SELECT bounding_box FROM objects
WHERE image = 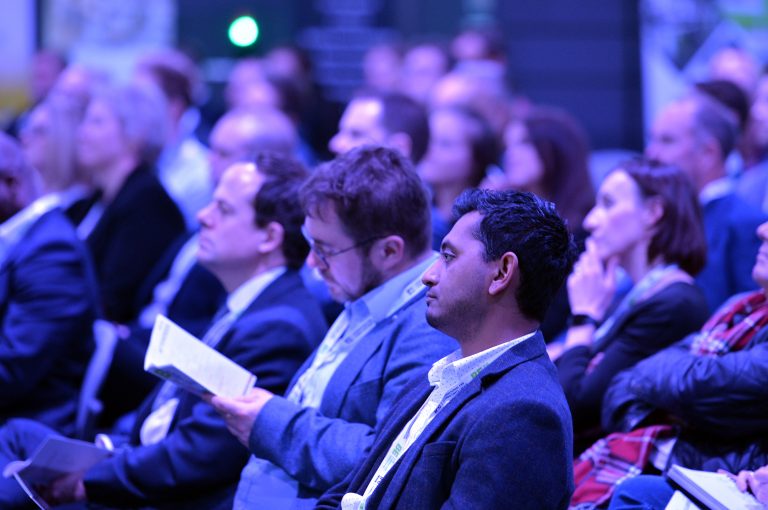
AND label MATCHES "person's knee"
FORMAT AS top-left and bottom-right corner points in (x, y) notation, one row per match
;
(609, 475), (675, 510)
